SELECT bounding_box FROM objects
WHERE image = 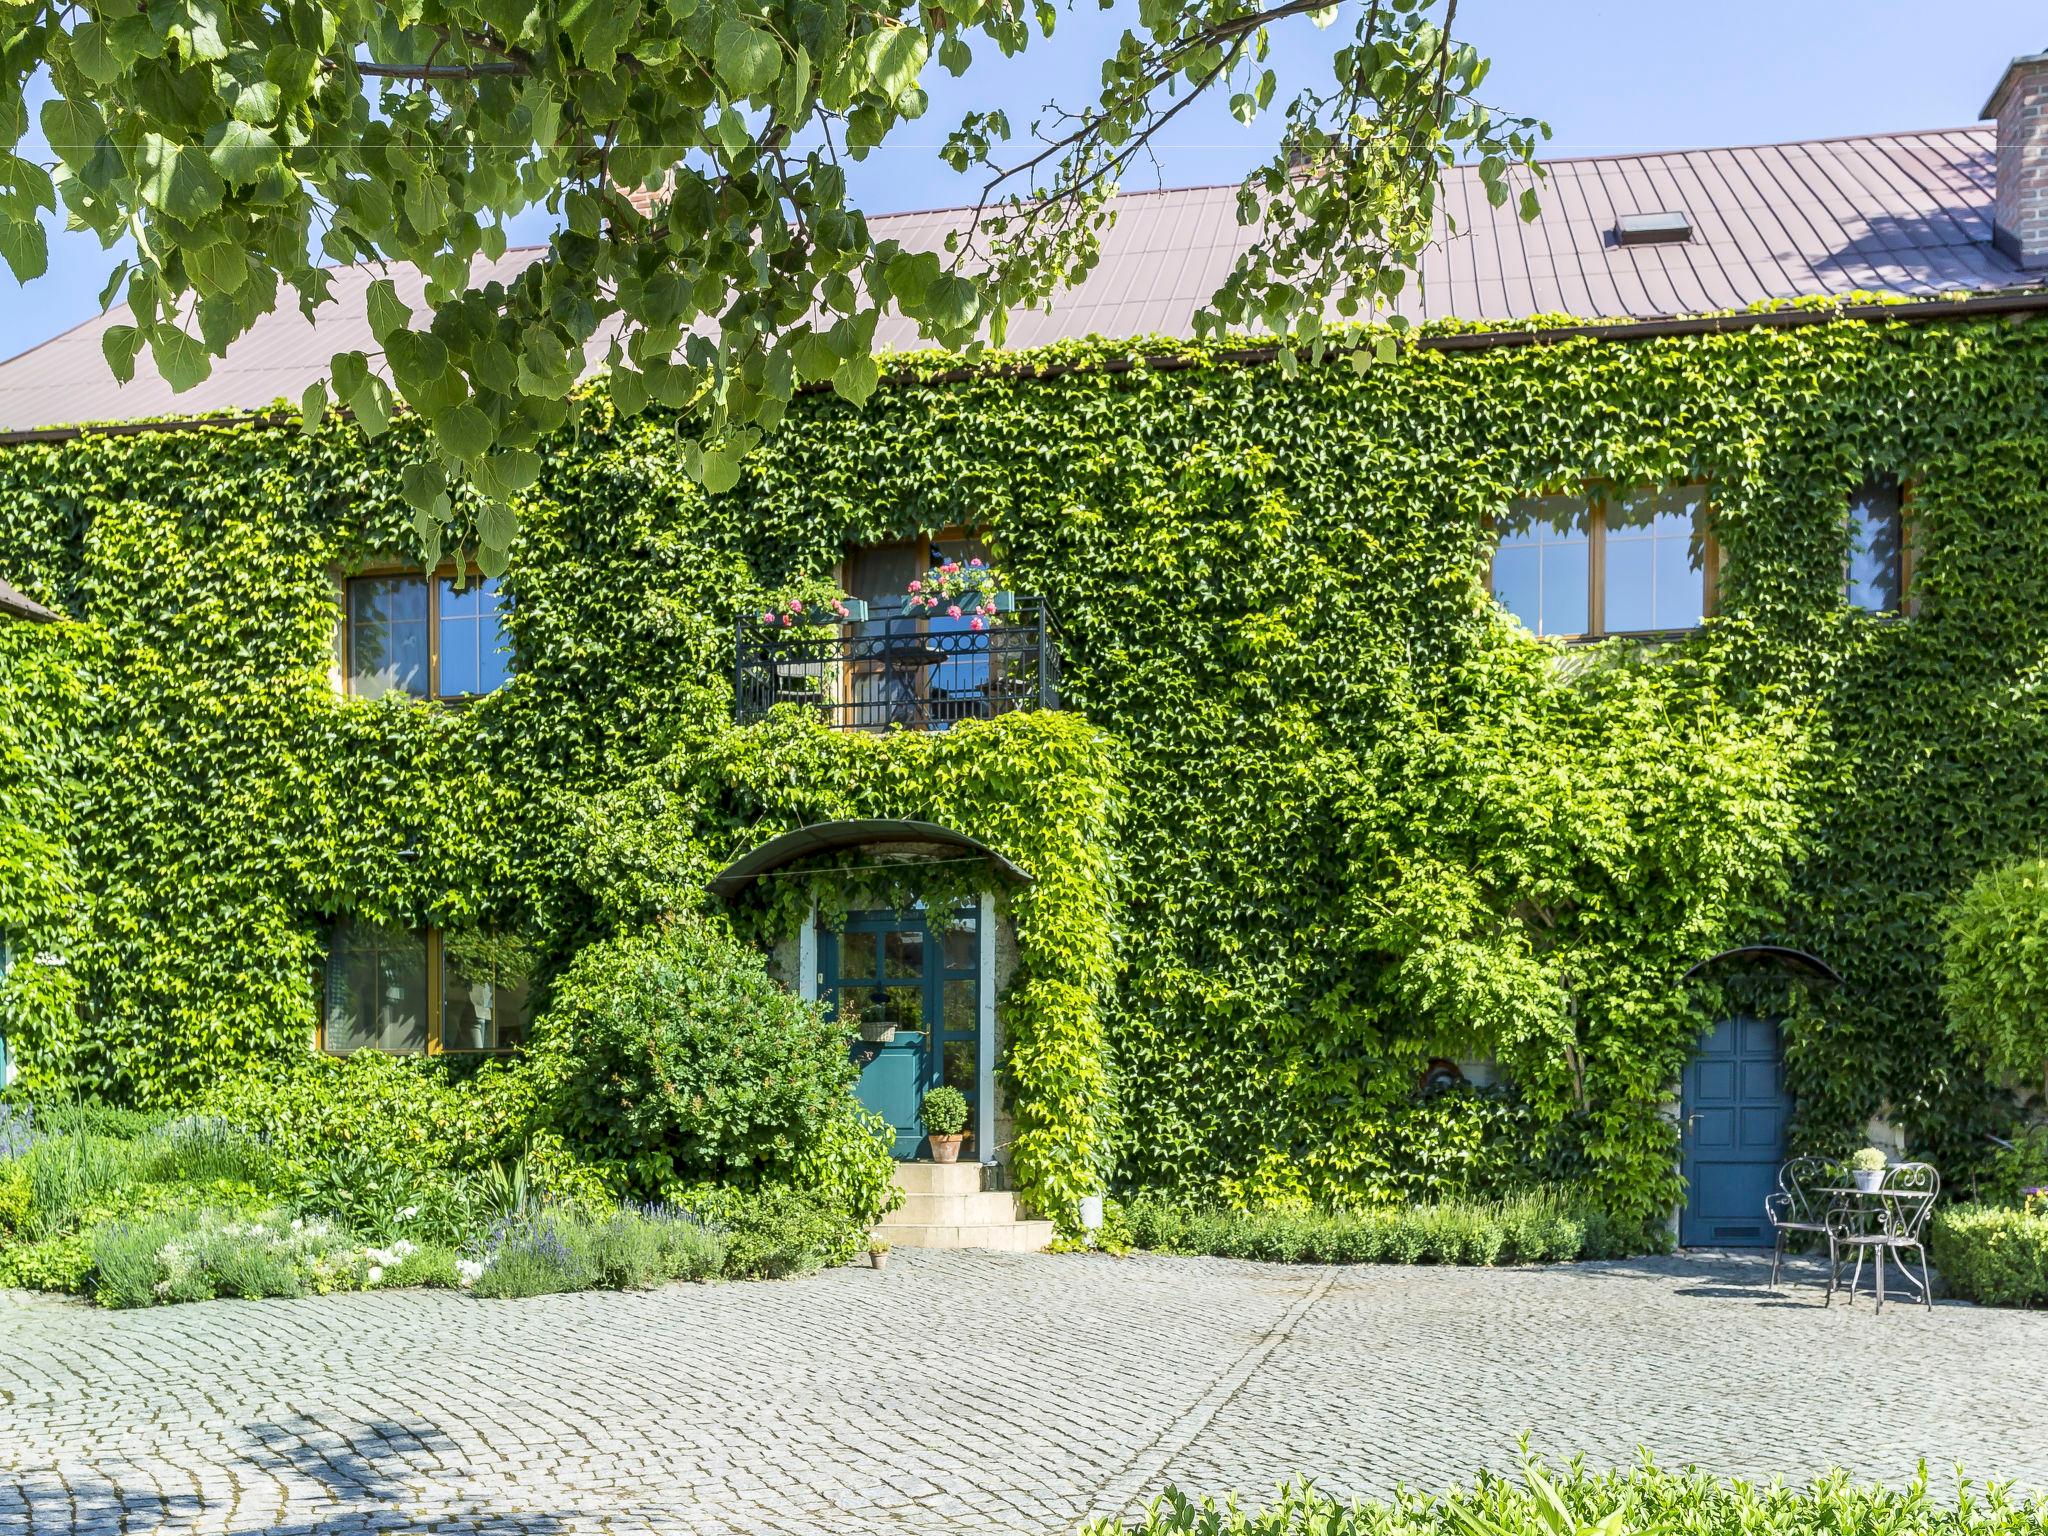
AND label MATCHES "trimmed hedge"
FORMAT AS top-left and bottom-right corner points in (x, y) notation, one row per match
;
(1120, 1189), (1651, 1267)
(1930, 1203), (2048, 1309)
